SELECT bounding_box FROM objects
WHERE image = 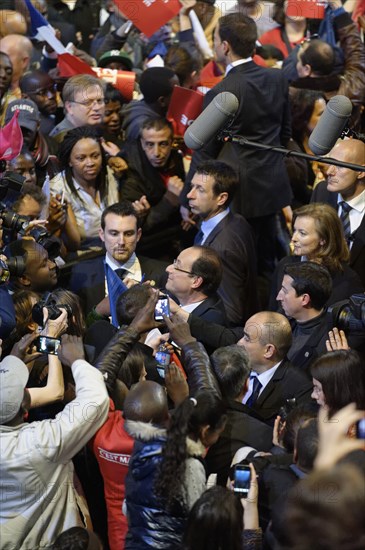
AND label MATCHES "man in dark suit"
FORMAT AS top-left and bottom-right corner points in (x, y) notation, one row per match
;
(206, 345), (273, 485)
(181, 13), (292, 277)
(238, 311), (313, 424)
(69, 201), (167, 316)
(165, 246), (227, 325)
(187, 159), (258, 326)
(311, 139), (365, 287)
